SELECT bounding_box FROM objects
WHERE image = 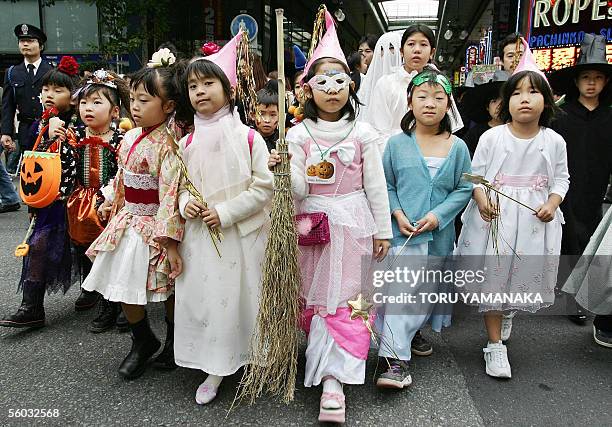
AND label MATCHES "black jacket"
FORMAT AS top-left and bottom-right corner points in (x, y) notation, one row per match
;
(1, 60), (53, 135)
(463, 122), (491, 158)
(551, 99), (612, 255)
